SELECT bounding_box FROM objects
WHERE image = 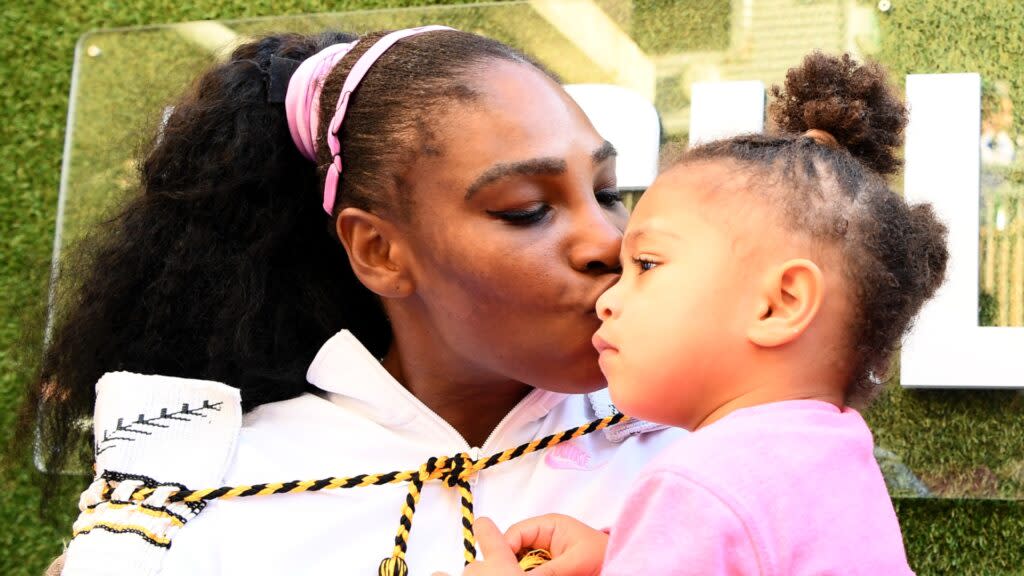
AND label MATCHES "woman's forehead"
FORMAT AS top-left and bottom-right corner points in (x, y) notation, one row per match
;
(432, 61), (606, 174)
